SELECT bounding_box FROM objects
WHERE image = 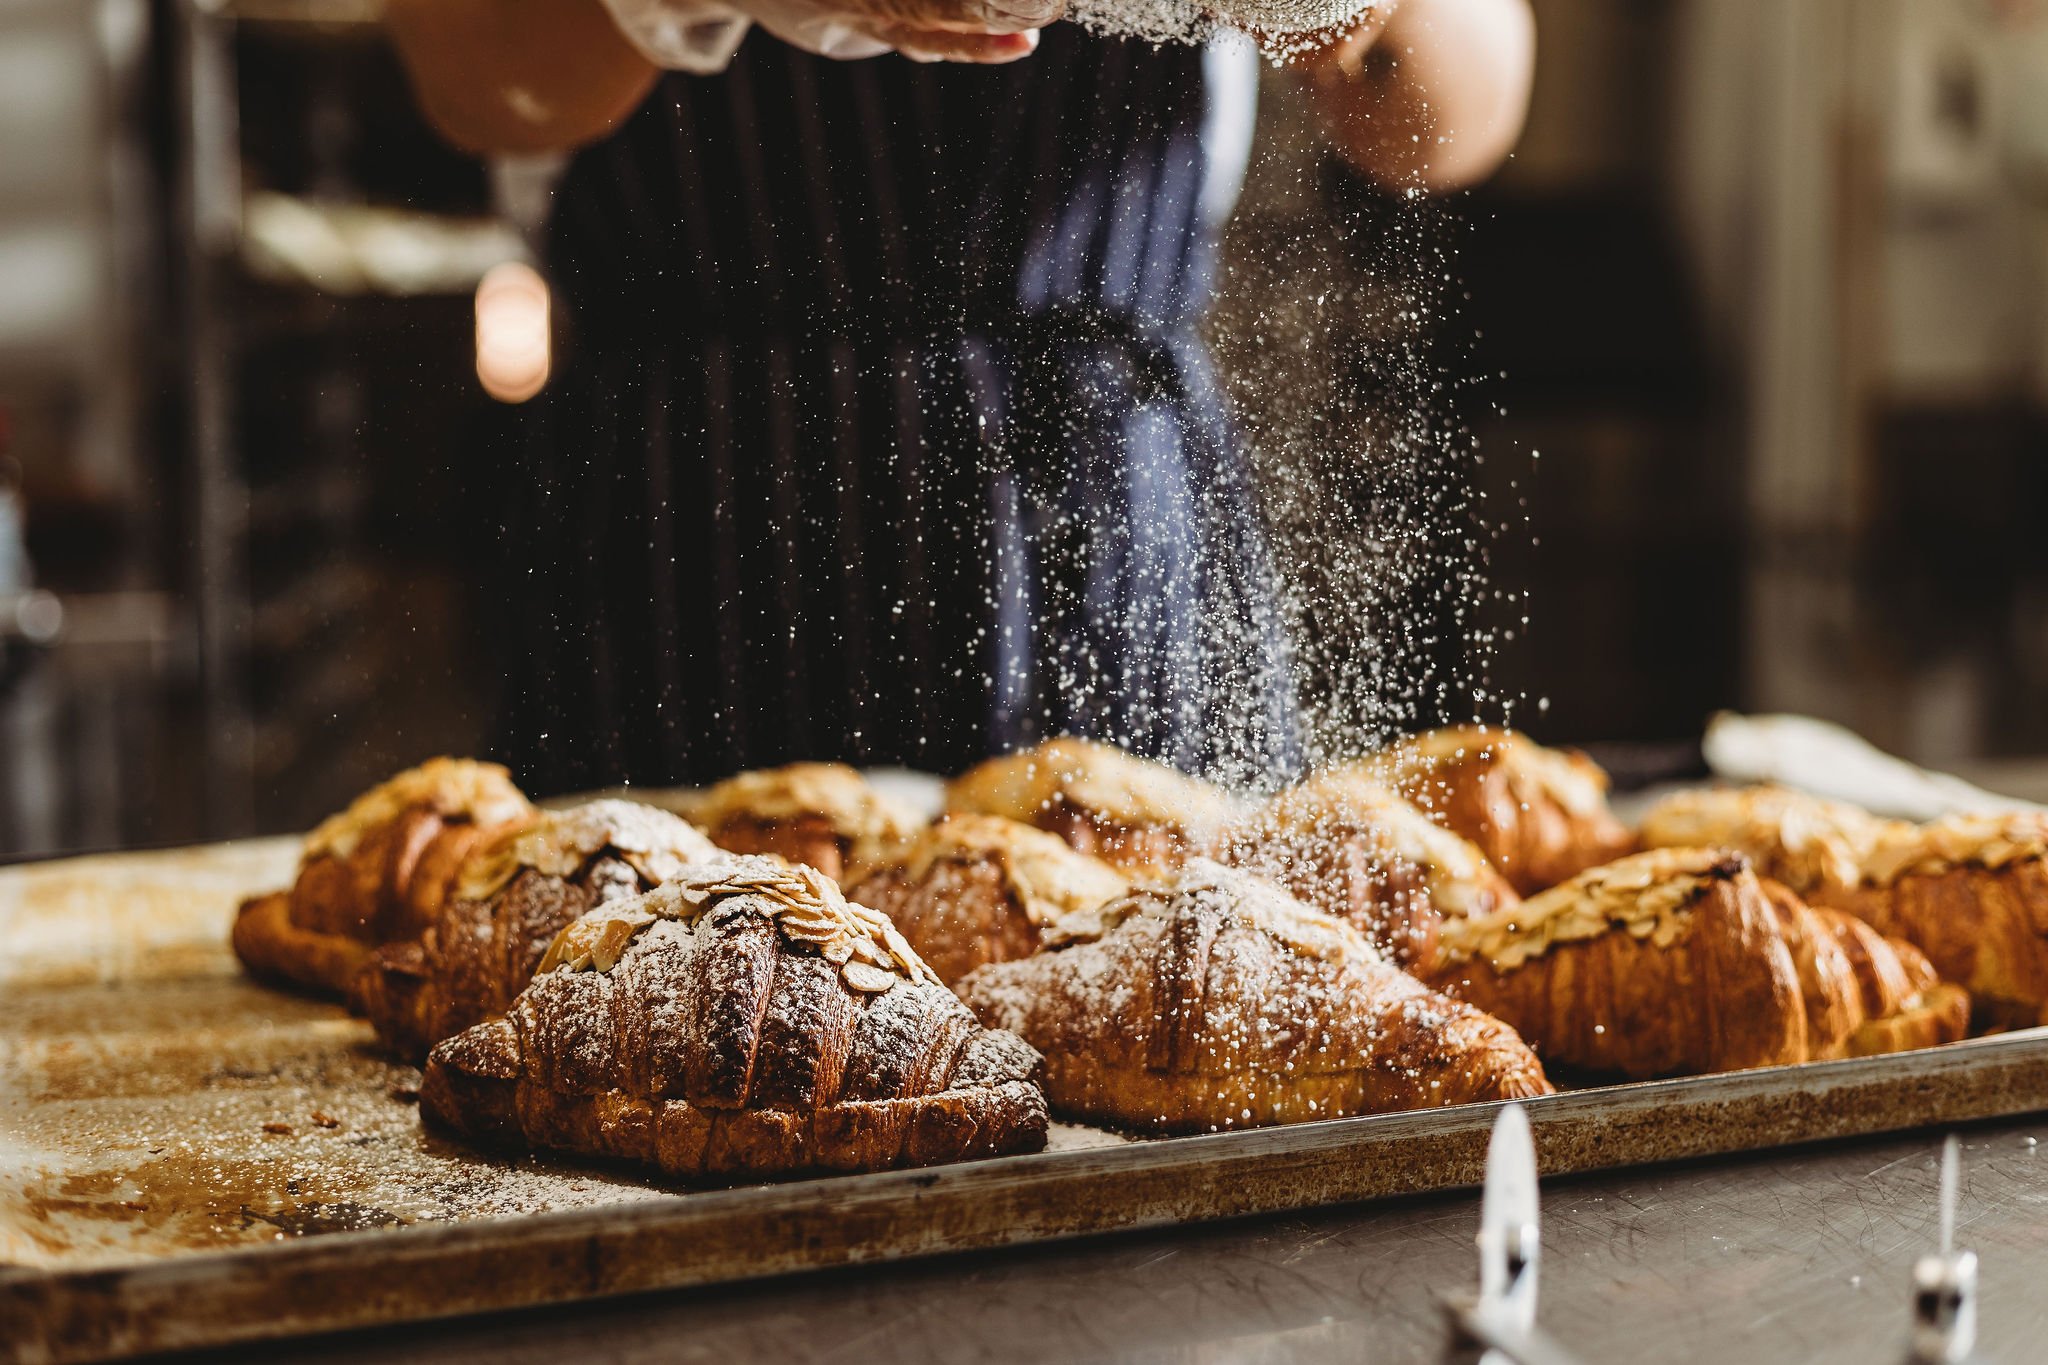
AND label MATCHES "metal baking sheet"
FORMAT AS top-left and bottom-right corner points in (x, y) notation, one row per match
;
(6, 841), (2048, 1365)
